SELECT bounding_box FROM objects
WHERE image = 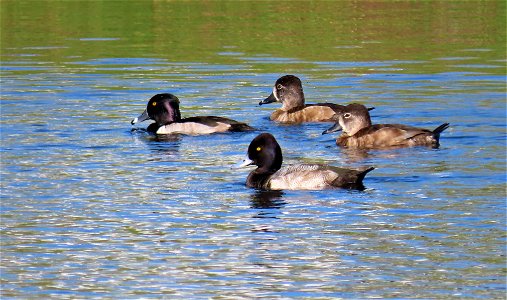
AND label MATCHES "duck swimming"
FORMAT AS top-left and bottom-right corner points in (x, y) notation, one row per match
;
(131, 93), (254, 135)
(235, 133), (374, 190)
(322, 103), (450, 149)
(259, 75), (373, 123)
